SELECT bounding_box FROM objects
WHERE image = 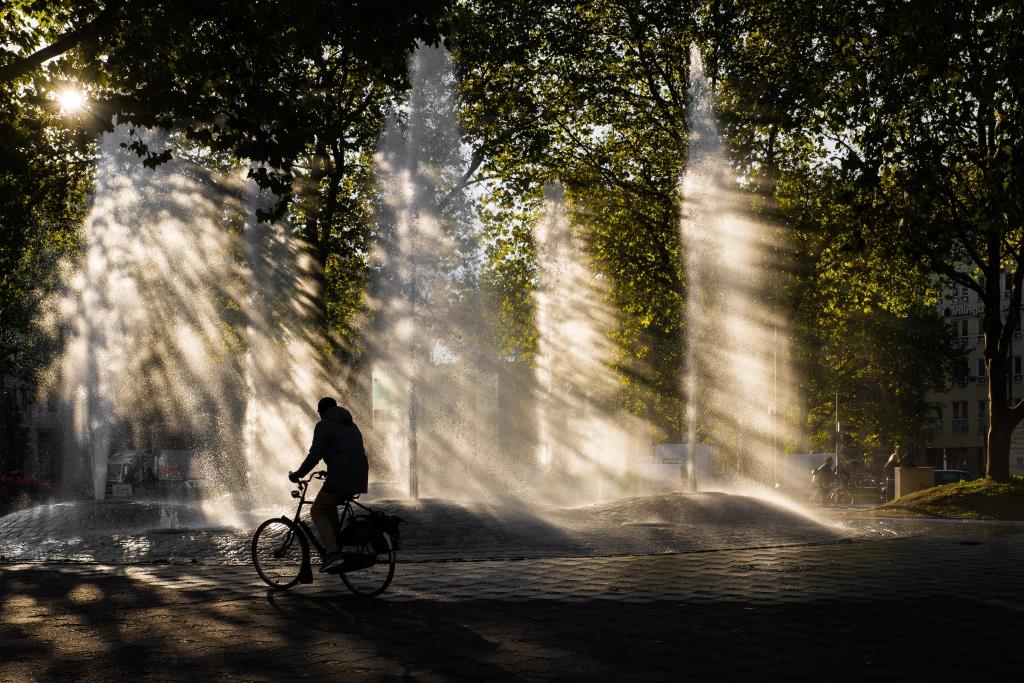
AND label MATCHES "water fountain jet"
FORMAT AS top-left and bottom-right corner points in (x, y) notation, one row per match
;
(51, 127), (332, 525)
(679, 45), (798, 496)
